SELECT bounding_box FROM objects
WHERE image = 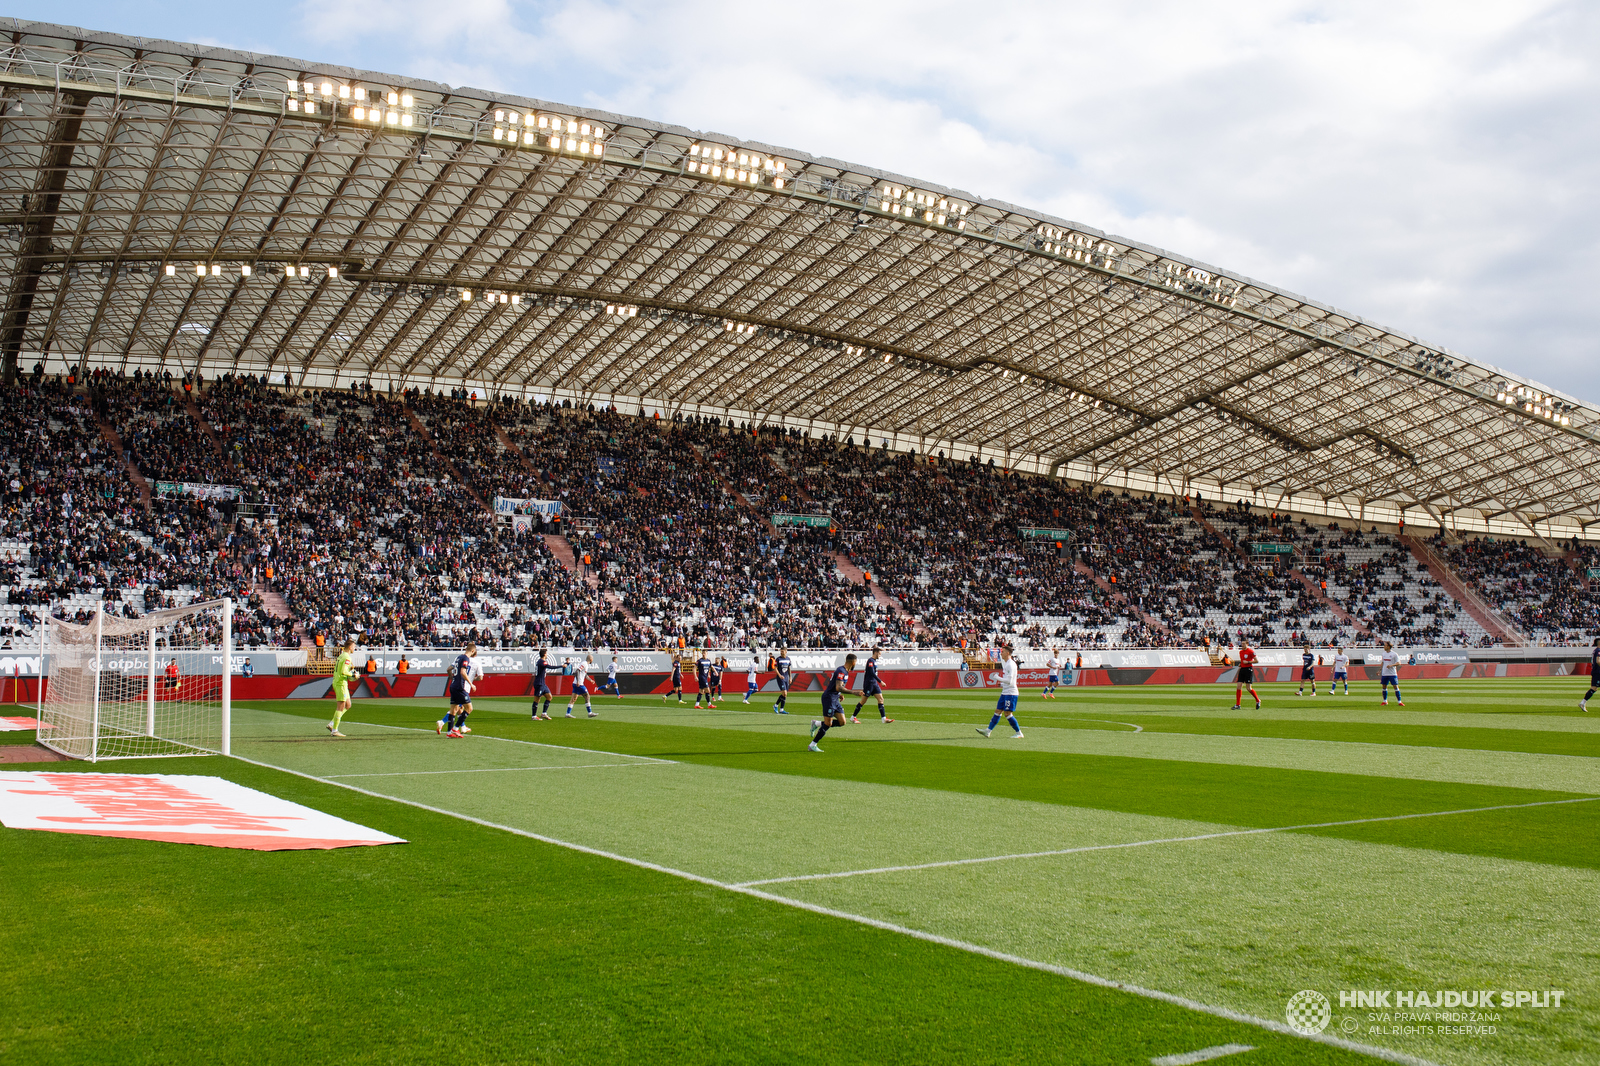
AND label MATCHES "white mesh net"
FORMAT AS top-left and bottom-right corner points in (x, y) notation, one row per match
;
(40, 599), (232, 761)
